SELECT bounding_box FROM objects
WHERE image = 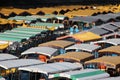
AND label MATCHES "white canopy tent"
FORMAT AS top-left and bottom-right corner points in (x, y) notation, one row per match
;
(49, 69), (110, 80)
(21, 46), (58, 57)
(91, 38), (120, 46)
(65, 43), (101, 52)
(19, 62), (83, 75)
(0, 59), (44, 69)
(0, 53), (18, 61)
